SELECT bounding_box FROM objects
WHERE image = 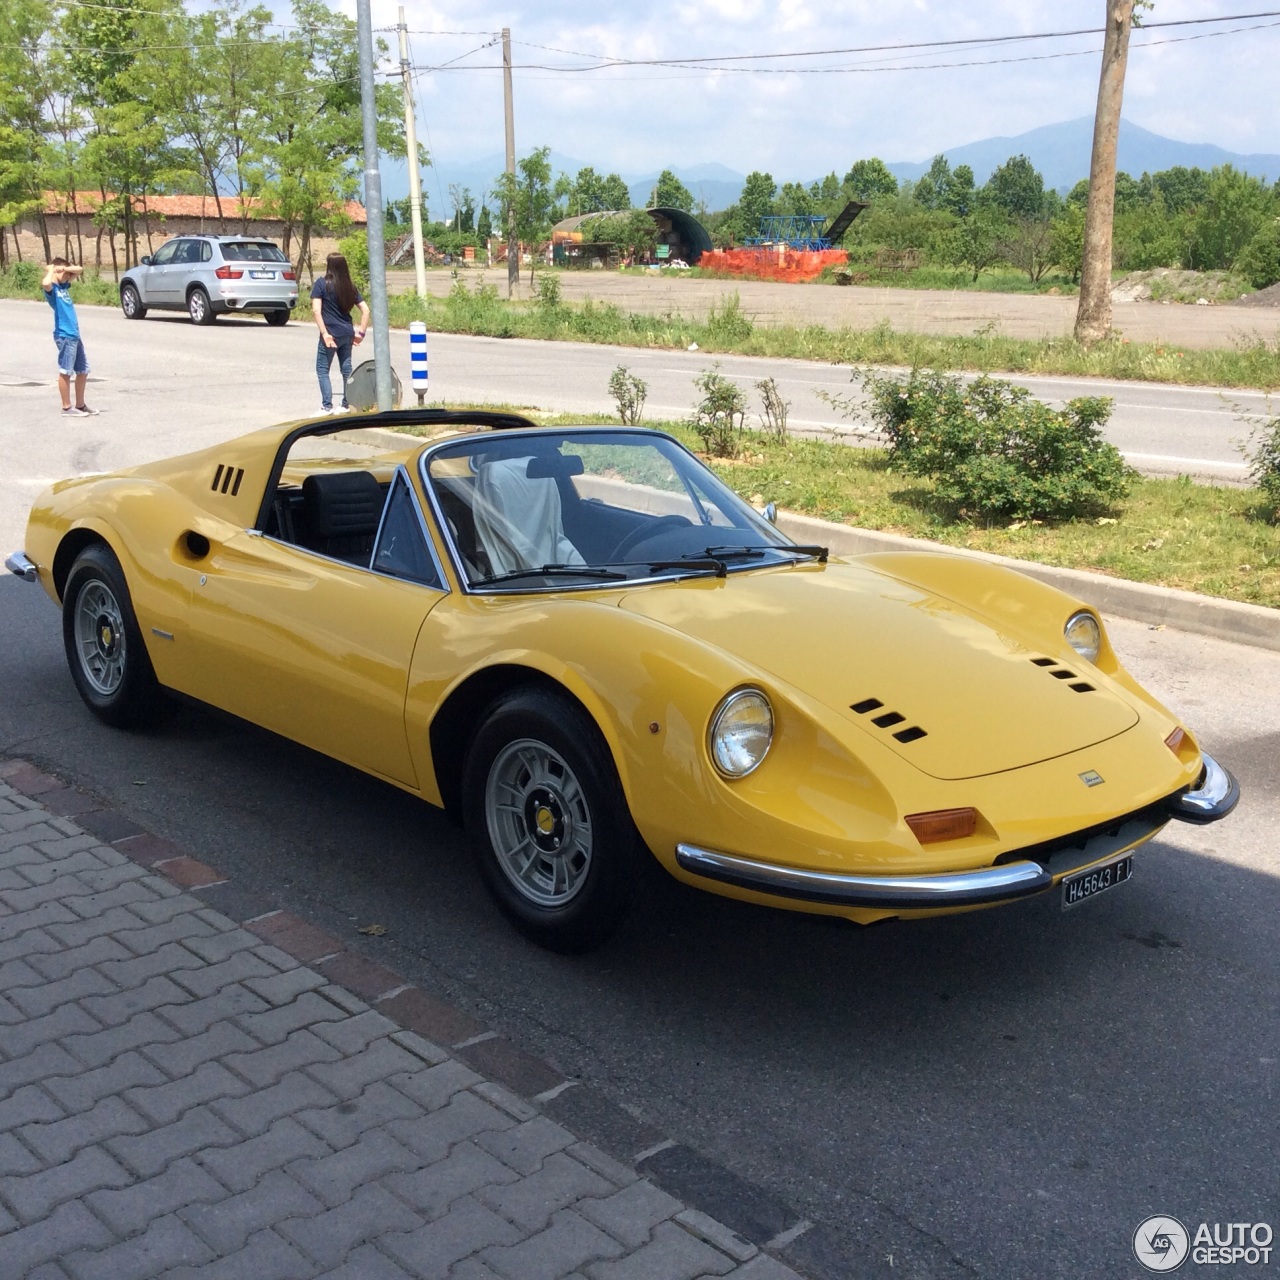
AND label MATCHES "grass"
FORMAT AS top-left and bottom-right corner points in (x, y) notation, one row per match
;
(6, 262), (1280, 390)
(410, 401), (1280, 609)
